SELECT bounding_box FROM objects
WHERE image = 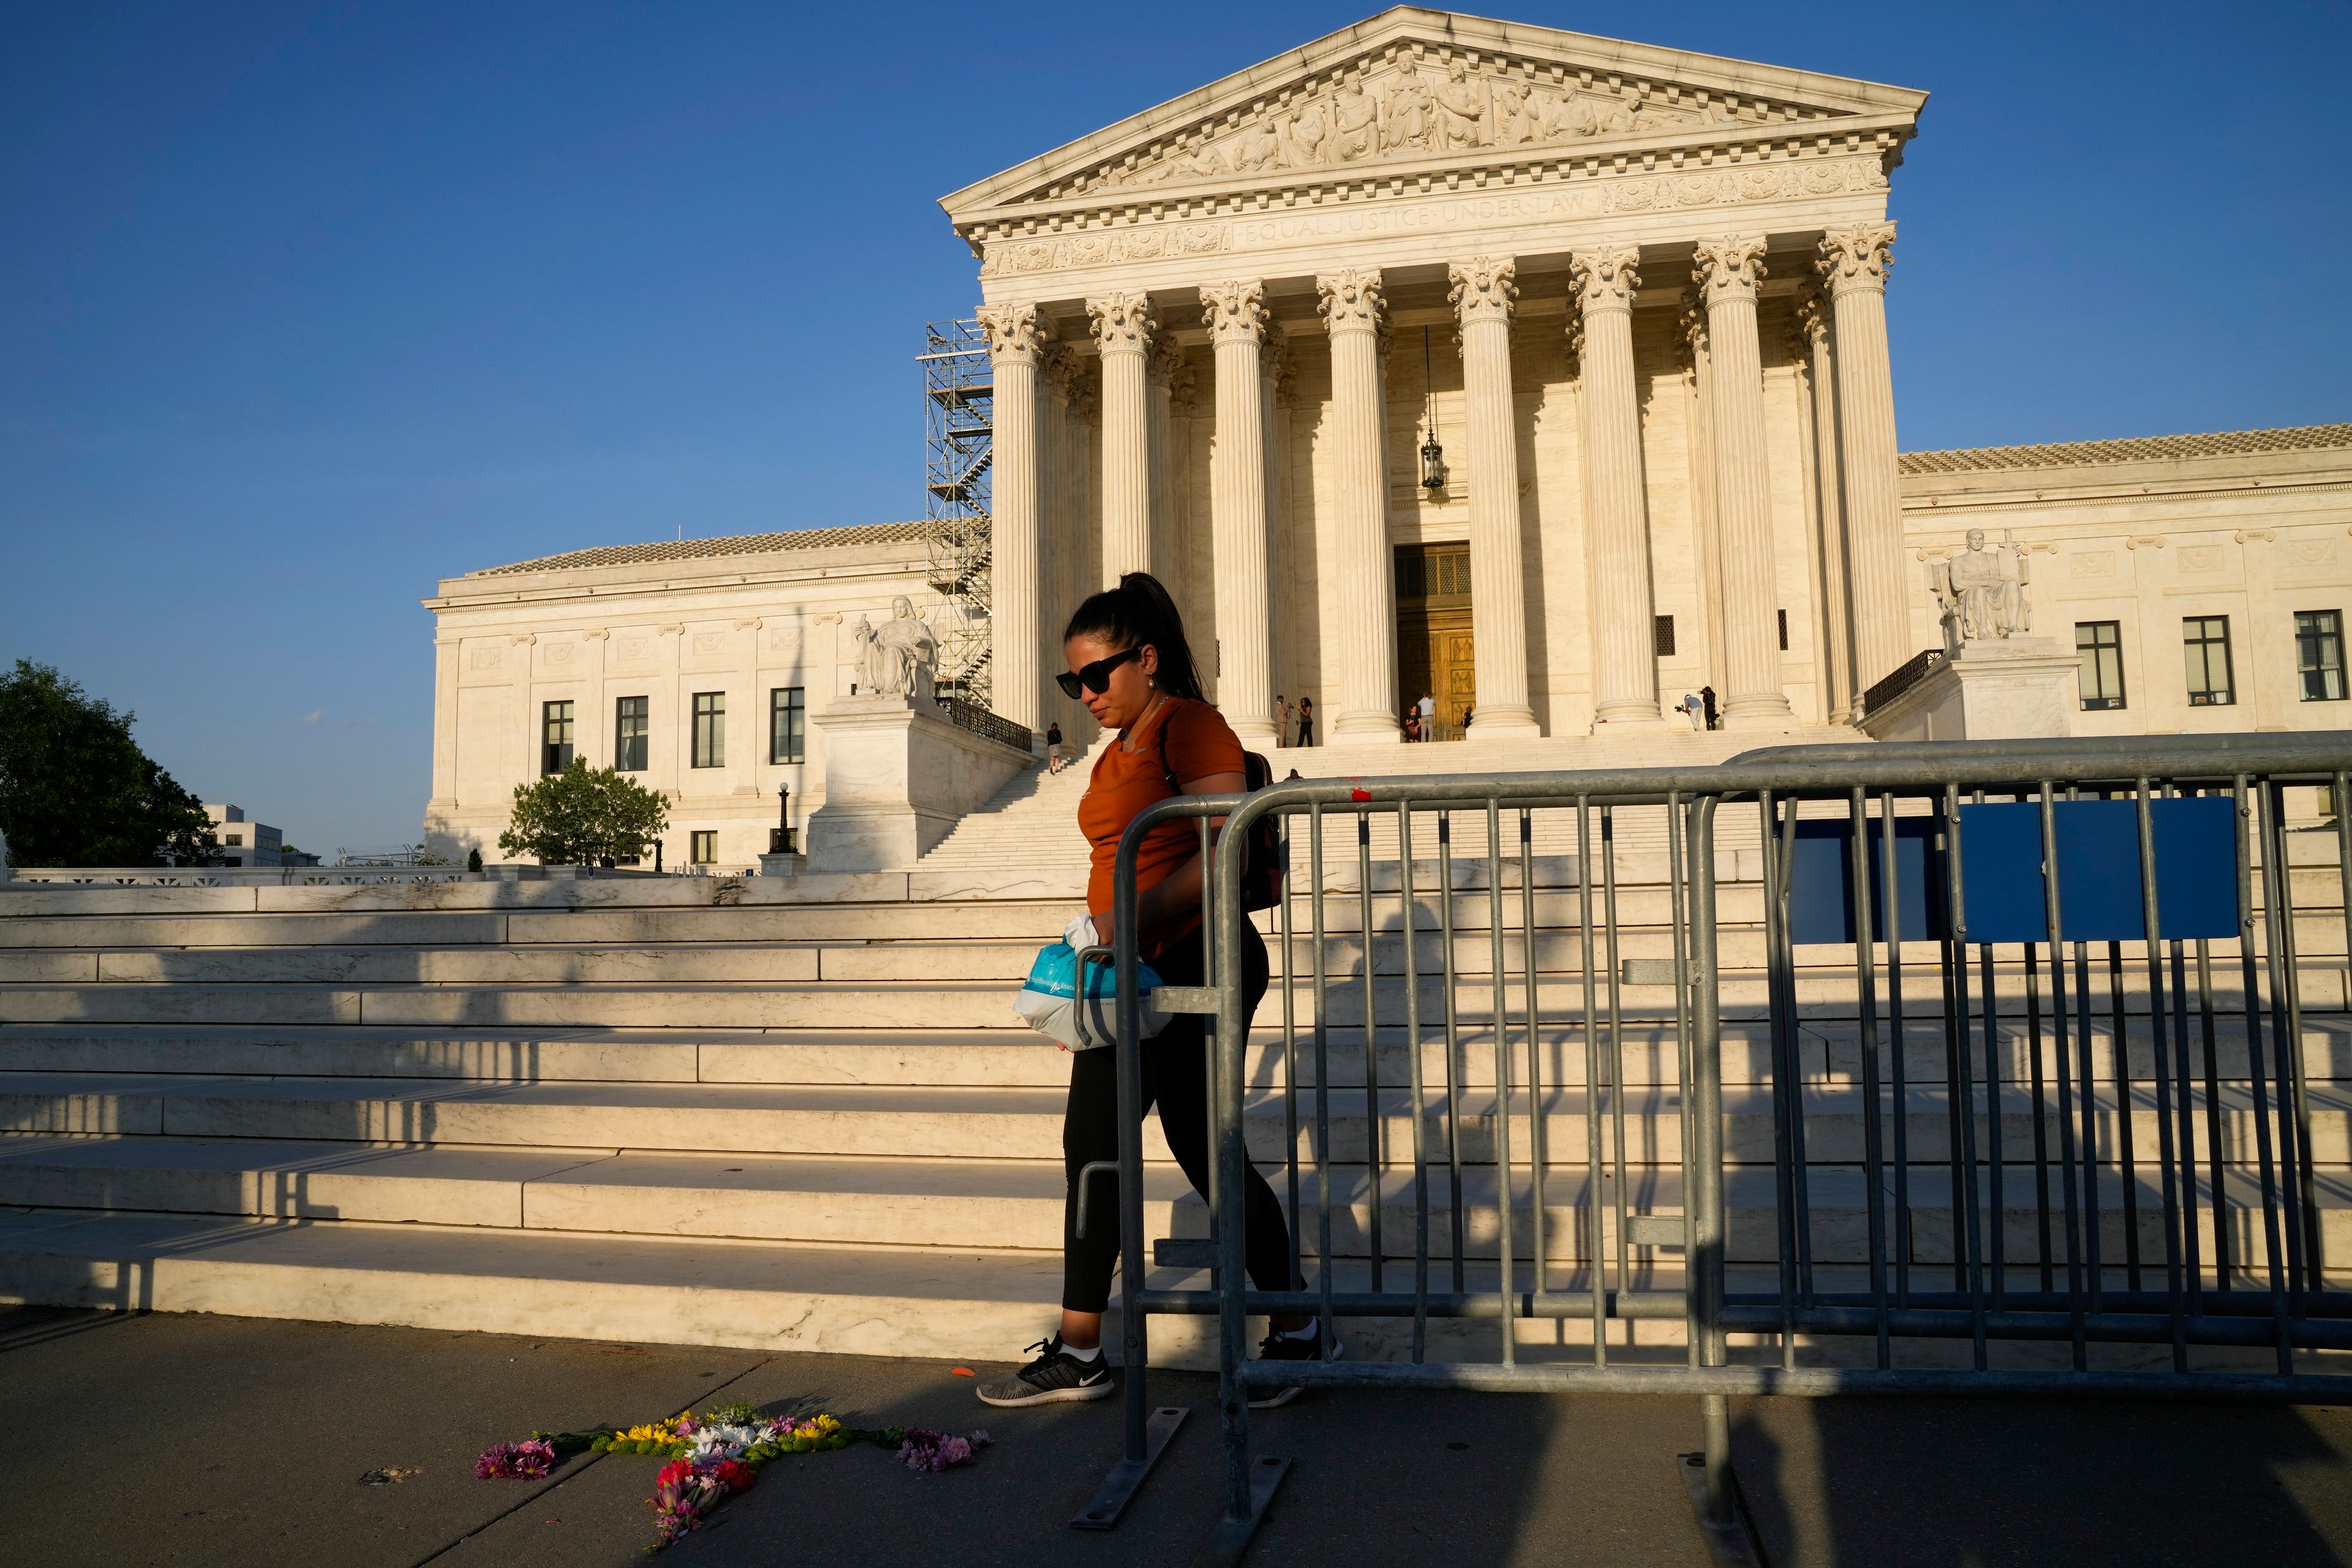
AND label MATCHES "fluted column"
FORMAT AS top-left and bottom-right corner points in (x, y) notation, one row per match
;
(1818, 223), (1907, 696)
(976, 303), (1050, 741)
(1262, 328), (1294, 713)
(1317, 269), (1400, 742)
(1088, 292), (1155, 586)
(1040, 344), (1078, 732)
(1147, 330), (1184, 600)
(1571, 246), (1664, 728)
(1794, 286), (1856, 723)
(1691, 237), (1794, 729)
(1202, 281), (1276, 744)
(1447, 257), (1540, 738)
